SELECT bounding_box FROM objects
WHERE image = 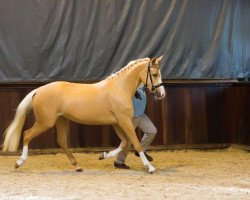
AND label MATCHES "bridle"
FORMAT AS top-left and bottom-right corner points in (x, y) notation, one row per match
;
(143, 61), (163, 93)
